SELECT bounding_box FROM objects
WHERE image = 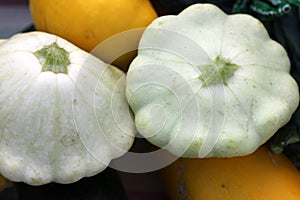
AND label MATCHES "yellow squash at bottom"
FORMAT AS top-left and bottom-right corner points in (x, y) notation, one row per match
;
(160, 146), (300, 200)
(0, 174), (11, 192)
